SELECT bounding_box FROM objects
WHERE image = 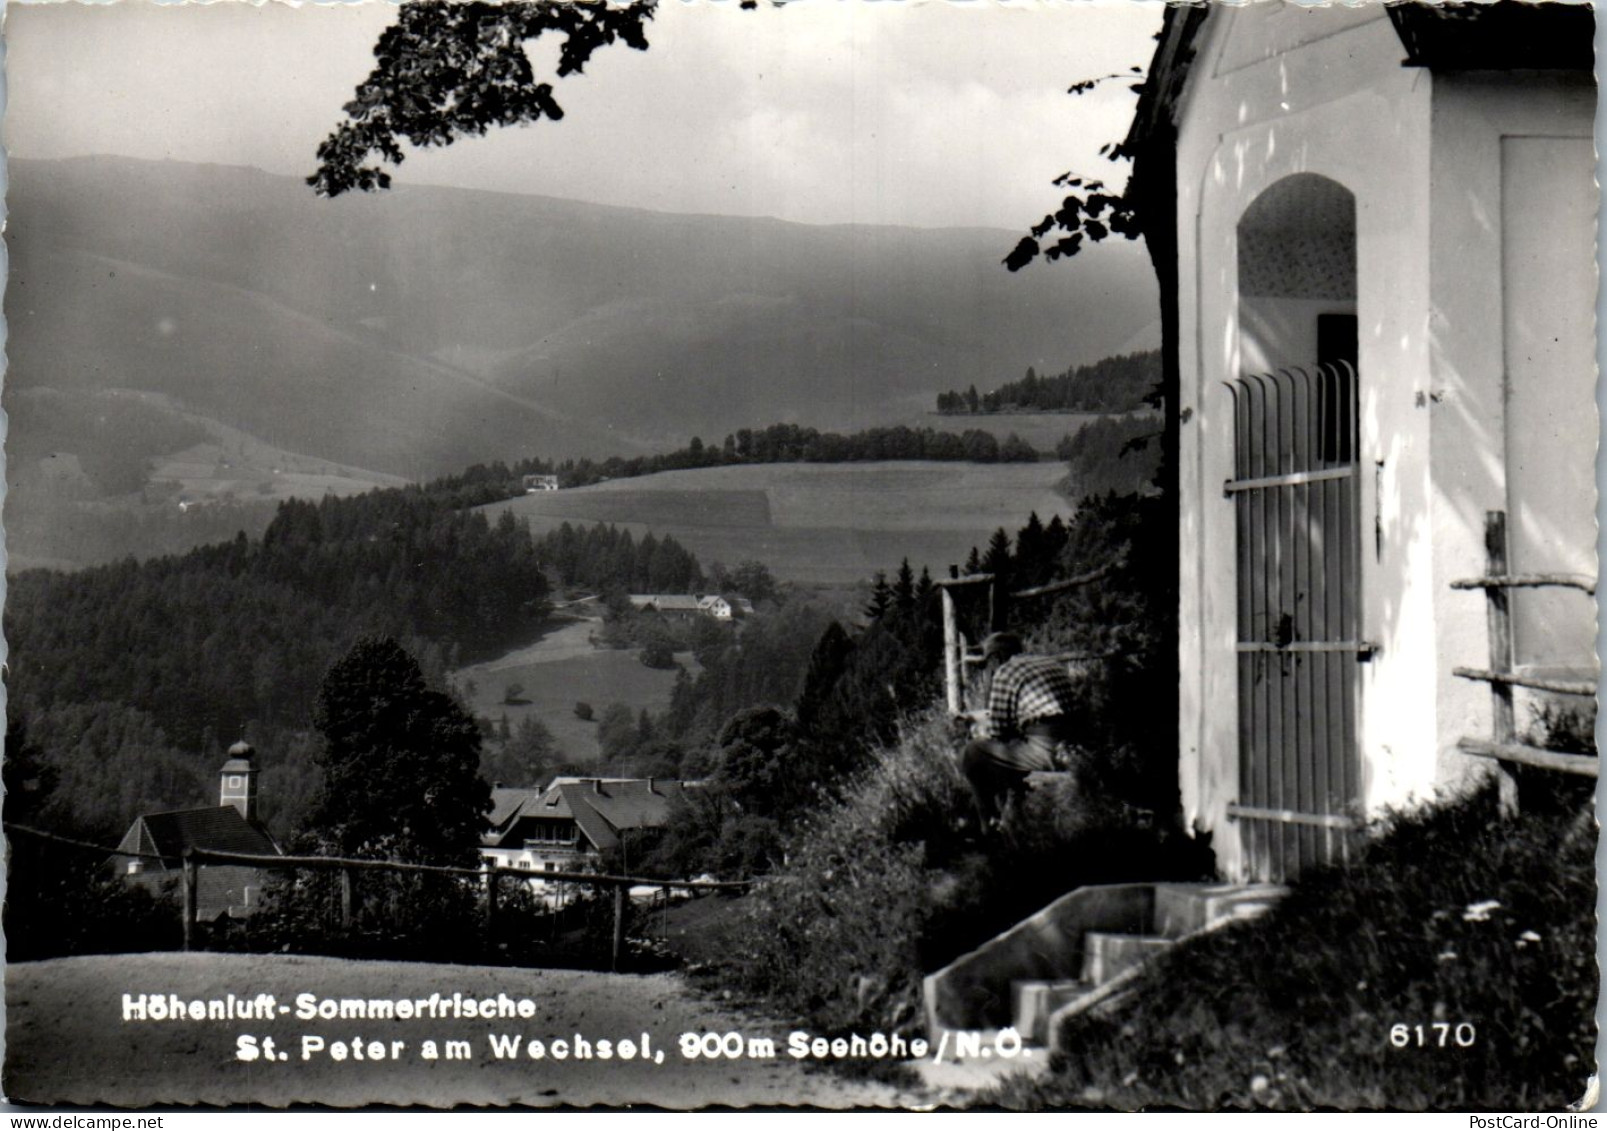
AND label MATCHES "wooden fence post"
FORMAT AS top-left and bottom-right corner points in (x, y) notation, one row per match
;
(611, 884), (626, 972)
(942, 587), (961, 715)
(339, 868), (355, 929)
(180, 850), (197, 953)
(484, 861), (499, 938)
(1484, 511), (1520, 816)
